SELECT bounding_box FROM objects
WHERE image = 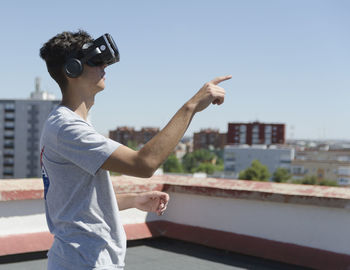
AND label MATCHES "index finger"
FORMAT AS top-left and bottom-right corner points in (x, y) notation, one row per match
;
(210, 75), (232, 85)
